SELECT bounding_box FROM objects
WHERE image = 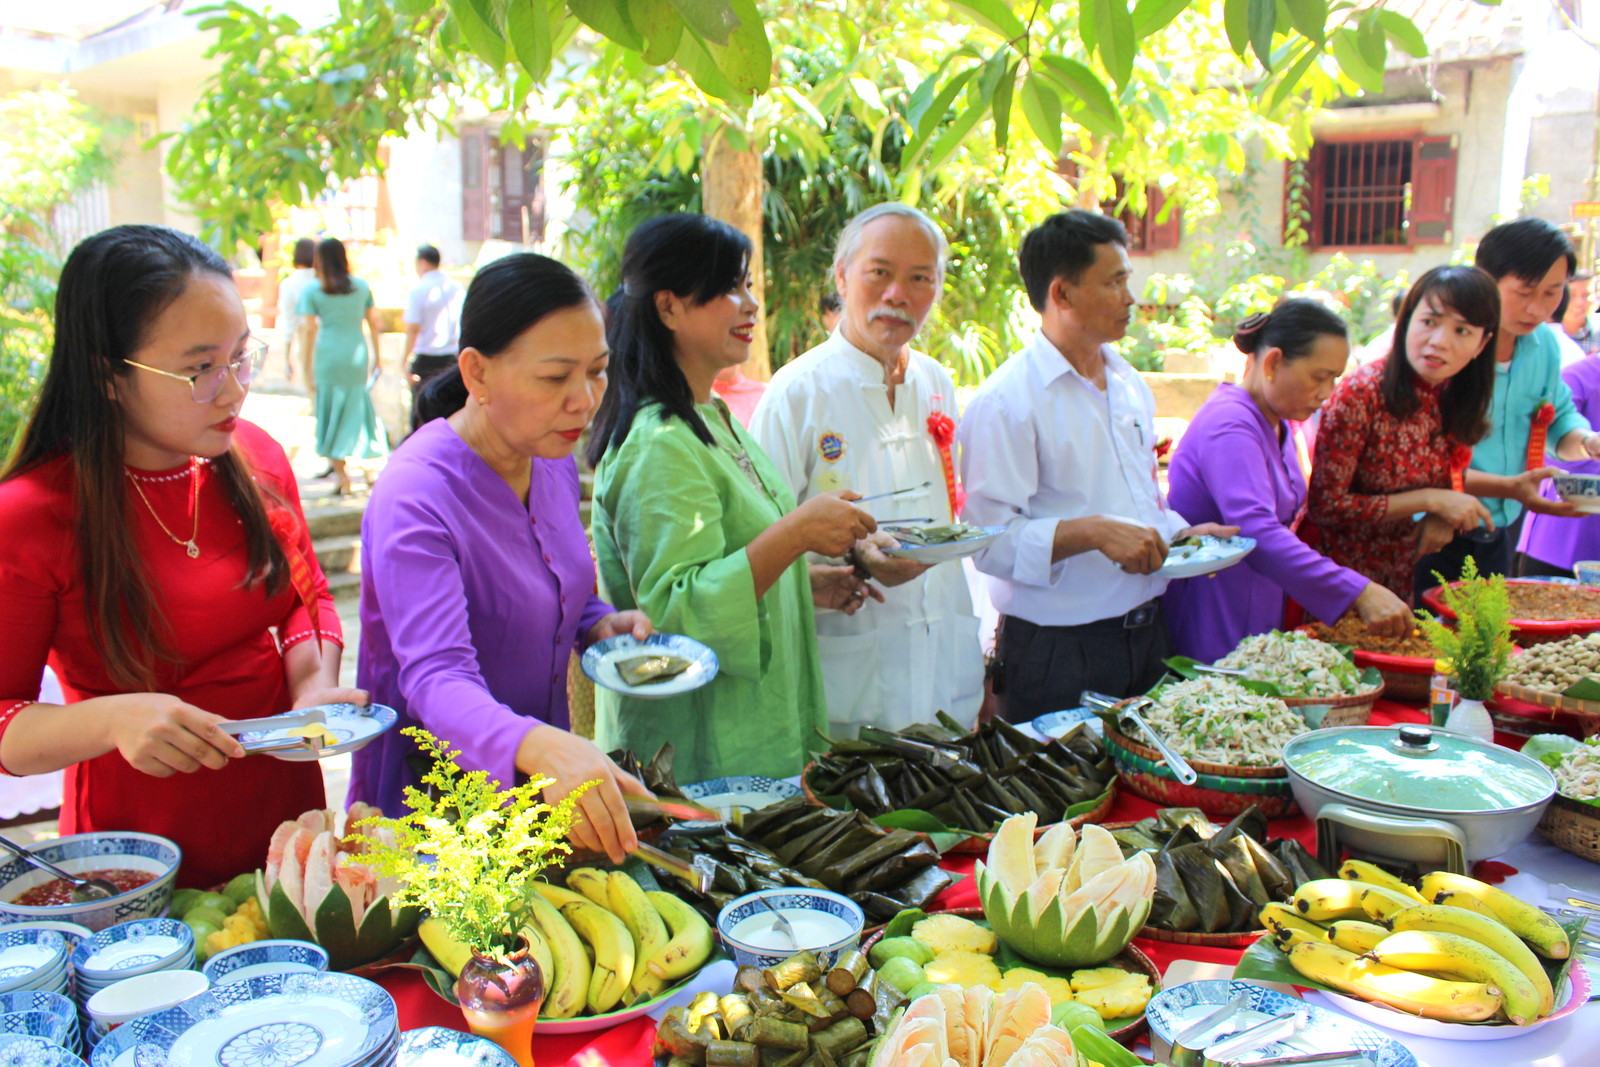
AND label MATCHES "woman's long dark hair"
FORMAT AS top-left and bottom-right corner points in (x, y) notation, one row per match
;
(1380, 265), (1499, 446)
(314, 237), (353, 295)
(2, 225), (288, 689)
(586, 214), (751, 467)
(408, 253), (597, 431)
